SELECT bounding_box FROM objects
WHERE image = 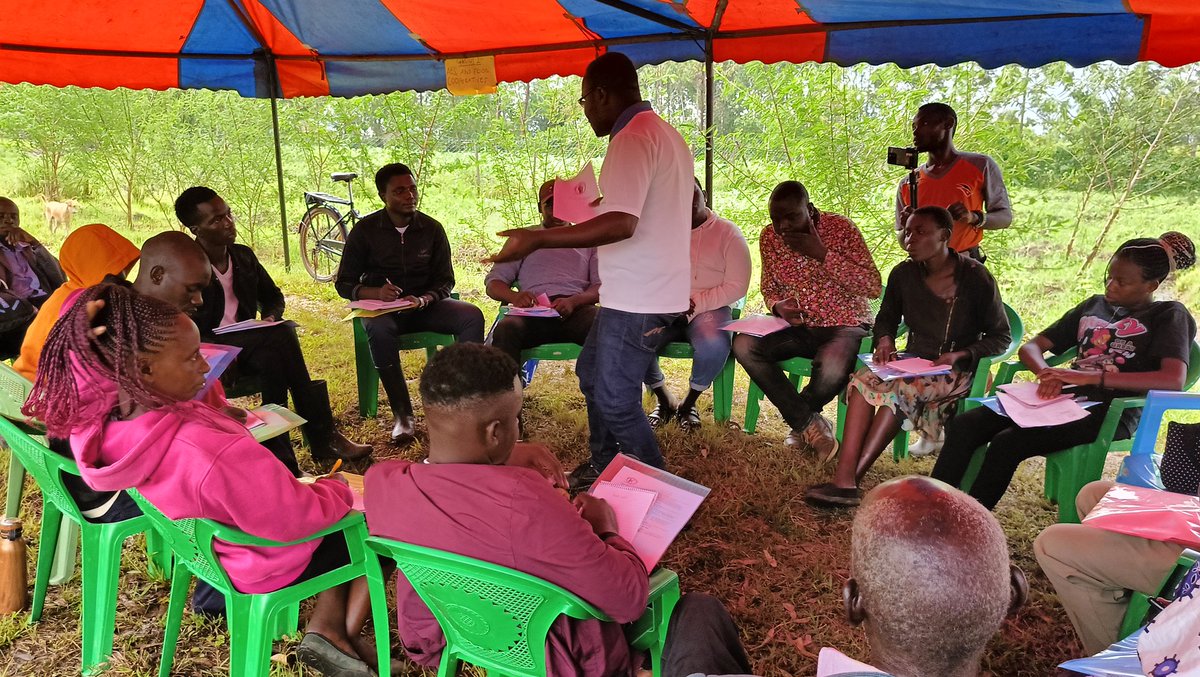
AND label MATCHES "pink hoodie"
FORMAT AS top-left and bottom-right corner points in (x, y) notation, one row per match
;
(67, 369), (353, 593)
